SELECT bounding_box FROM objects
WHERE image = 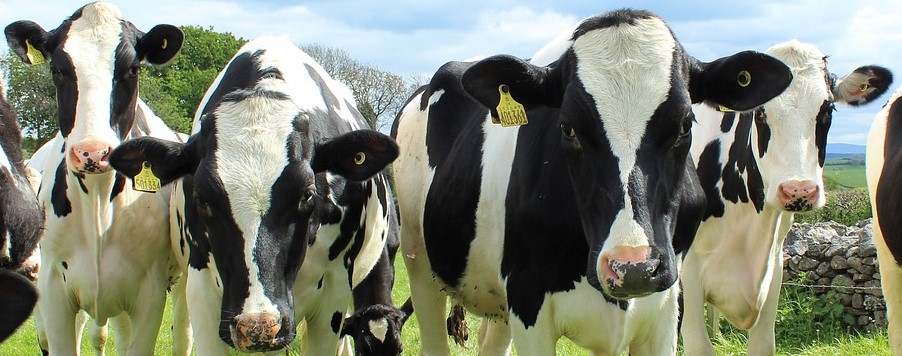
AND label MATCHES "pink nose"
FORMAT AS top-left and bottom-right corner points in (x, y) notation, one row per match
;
(69, 141), (113, 173)
(233, 313), (283, 351)
(600, 245), (655, 287)
(777, 180), (819, 211)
